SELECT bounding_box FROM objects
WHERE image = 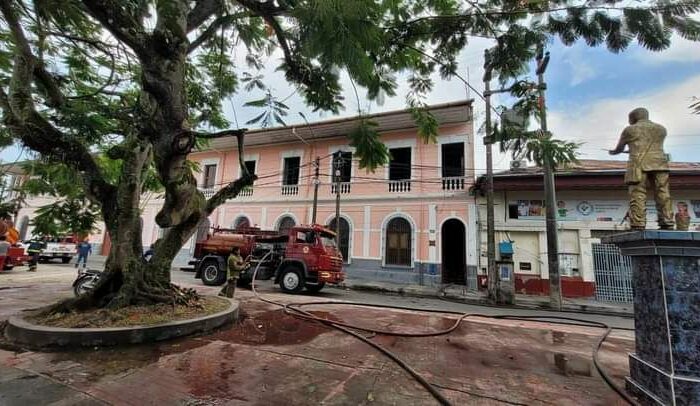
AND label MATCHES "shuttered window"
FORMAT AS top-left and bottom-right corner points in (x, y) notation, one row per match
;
(385, 217), (411, 266)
